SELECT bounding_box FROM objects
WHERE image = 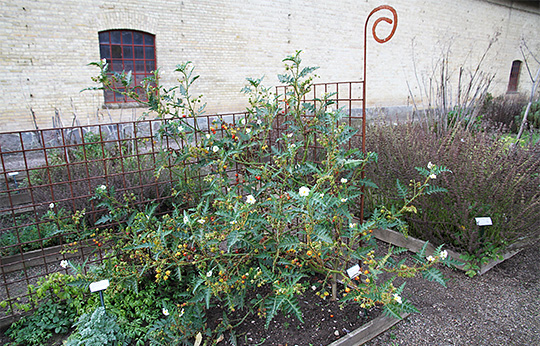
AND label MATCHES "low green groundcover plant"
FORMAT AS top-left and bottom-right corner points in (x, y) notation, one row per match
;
(3, 52), (457, 345)
(66, 307), (129, 346)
